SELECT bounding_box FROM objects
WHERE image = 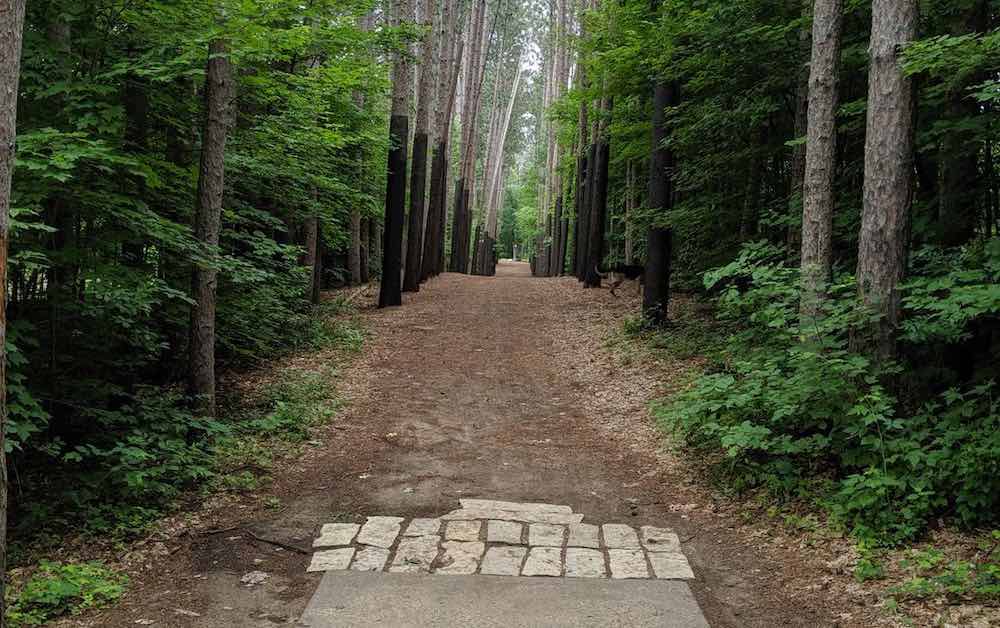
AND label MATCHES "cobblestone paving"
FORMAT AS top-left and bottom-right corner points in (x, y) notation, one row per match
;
(307, 499), (694, 580)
